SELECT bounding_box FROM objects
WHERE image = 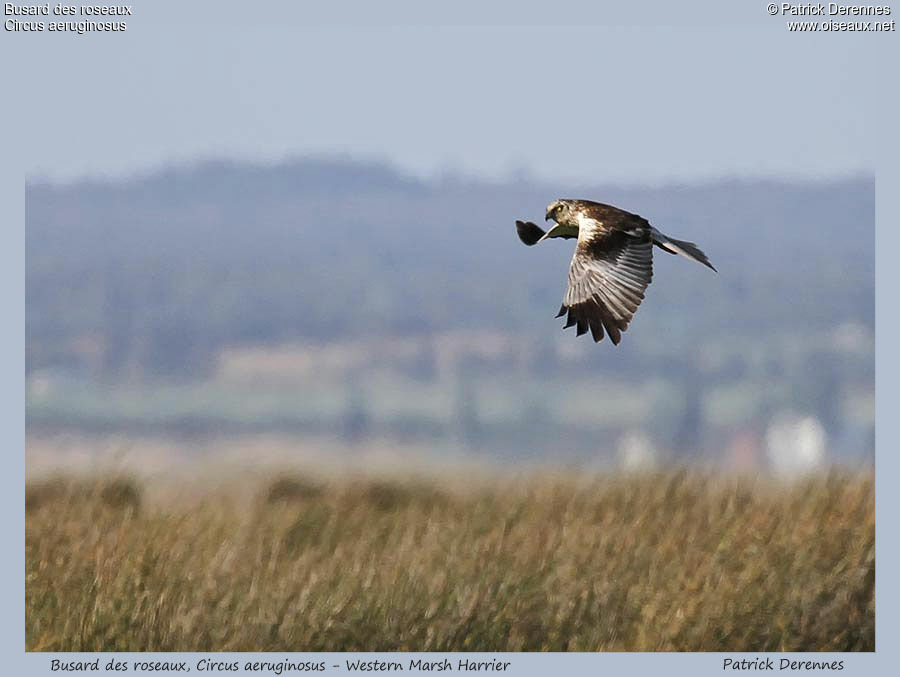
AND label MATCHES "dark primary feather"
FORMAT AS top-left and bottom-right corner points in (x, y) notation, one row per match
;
(515, 220), (546, 246)
(515, 219), (579, 246)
